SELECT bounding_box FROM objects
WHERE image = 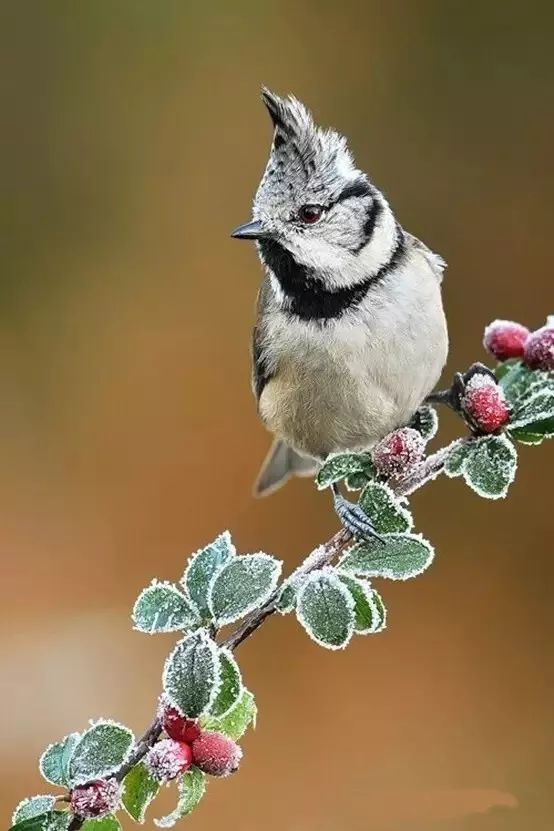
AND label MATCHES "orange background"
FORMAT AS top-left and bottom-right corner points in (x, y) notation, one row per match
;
(1, 2), (553, 829)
